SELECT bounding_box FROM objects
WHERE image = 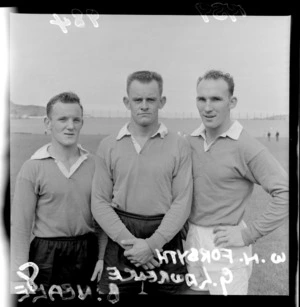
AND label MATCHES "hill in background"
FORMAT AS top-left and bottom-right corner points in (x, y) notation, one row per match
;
(9, 102), (92, 118)
(10, 102), (46, 118)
